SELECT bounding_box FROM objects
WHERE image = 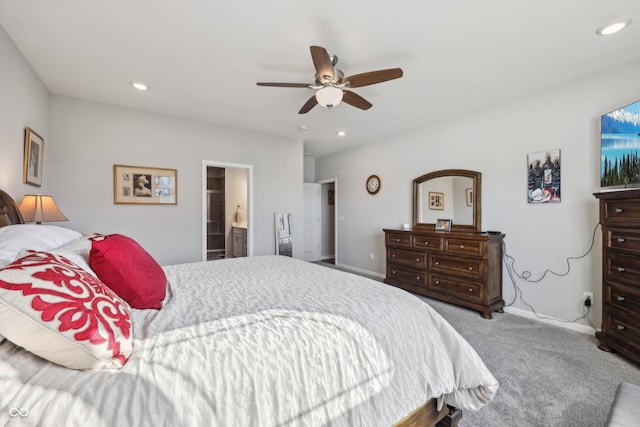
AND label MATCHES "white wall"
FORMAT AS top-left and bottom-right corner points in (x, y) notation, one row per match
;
(48, 96), (303, 266)
(315, 58), (640, 330)
(0, 25), (50, 197)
